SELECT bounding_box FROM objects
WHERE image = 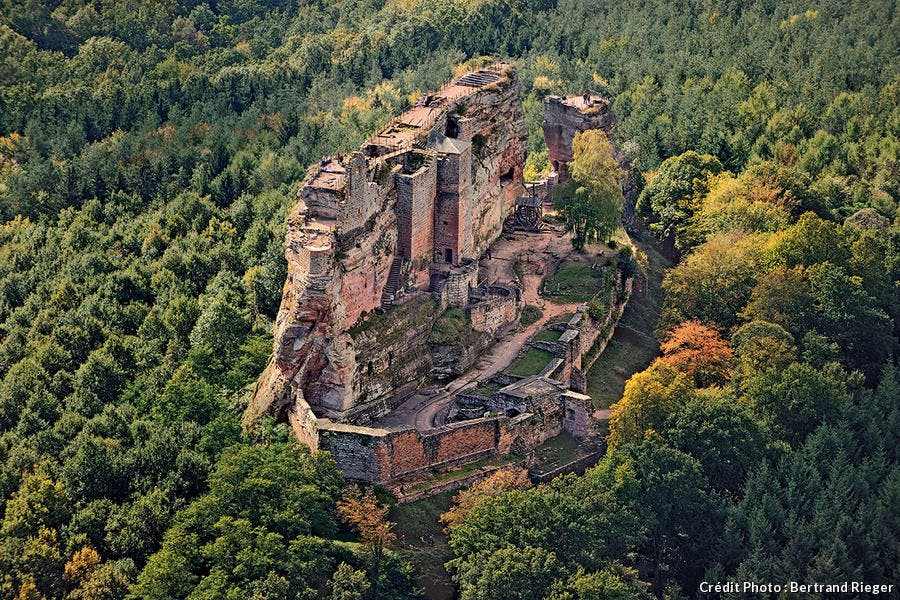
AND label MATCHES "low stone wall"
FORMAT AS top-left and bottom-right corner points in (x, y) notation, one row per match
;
(288, 394), (555, 485)
(530, 447), (605, 484)
(430, 330), (495, 380)
(470, 285), (522, 334)
(581, 277), (633, 374)
(556, 275), (633, 387)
